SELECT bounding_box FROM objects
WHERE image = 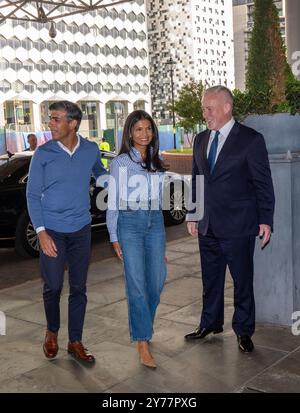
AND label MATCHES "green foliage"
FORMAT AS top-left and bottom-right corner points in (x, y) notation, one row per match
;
(233, 85), (300, 118)
(286, 78), (300, 115)
(164, 148), (193, 154)
(245, 0), (292, 112)
(232, 89), (252, 121)
(172, 81), (204, 133)
(246, 0), (273, 99)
